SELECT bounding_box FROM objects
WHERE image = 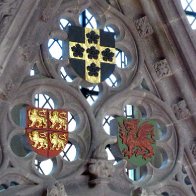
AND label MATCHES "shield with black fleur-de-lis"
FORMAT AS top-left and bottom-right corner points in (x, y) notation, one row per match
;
(25, 106), (69, 158)
(67, 26), (116, 84)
